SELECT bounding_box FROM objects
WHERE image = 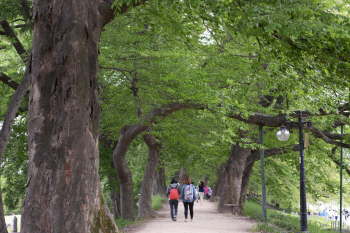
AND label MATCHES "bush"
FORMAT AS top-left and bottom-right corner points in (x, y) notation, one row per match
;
(152, 195), (167, 210)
